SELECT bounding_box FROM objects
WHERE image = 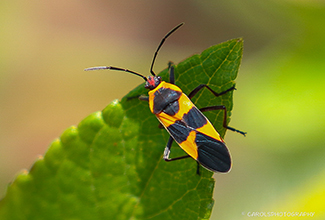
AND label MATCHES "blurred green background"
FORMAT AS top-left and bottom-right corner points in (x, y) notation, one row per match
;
(1, 0), (324, 219)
